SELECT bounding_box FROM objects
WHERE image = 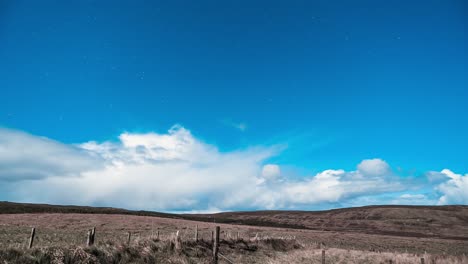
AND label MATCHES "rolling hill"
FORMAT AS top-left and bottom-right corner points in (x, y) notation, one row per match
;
(1, 201), (467, 240)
